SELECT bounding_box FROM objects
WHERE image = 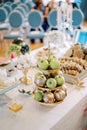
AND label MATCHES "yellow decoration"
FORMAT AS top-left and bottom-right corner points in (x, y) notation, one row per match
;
(73, 78), (84, 89)
(8, 103), (23, 112)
